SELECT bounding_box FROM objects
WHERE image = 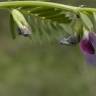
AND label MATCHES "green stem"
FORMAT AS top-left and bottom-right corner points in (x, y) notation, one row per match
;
(0, 1), (95, 13)
(0, 1), (79, 12)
